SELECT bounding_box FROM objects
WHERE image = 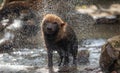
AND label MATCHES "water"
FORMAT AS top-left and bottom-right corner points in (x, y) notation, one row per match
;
(0, 39), (106, 73)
